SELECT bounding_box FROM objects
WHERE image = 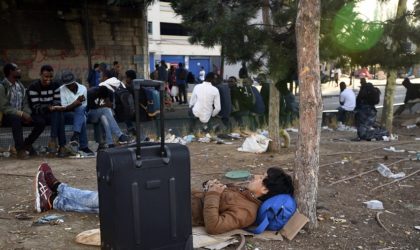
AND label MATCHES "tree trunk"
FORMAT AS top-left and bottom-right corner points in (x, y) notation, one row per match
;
(381, 70), (397, 133)
(380, 0), (406, 134)
(294, 0), (322, 229)
(137, 4), (149, 78)
(262, 0), (281, 152)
